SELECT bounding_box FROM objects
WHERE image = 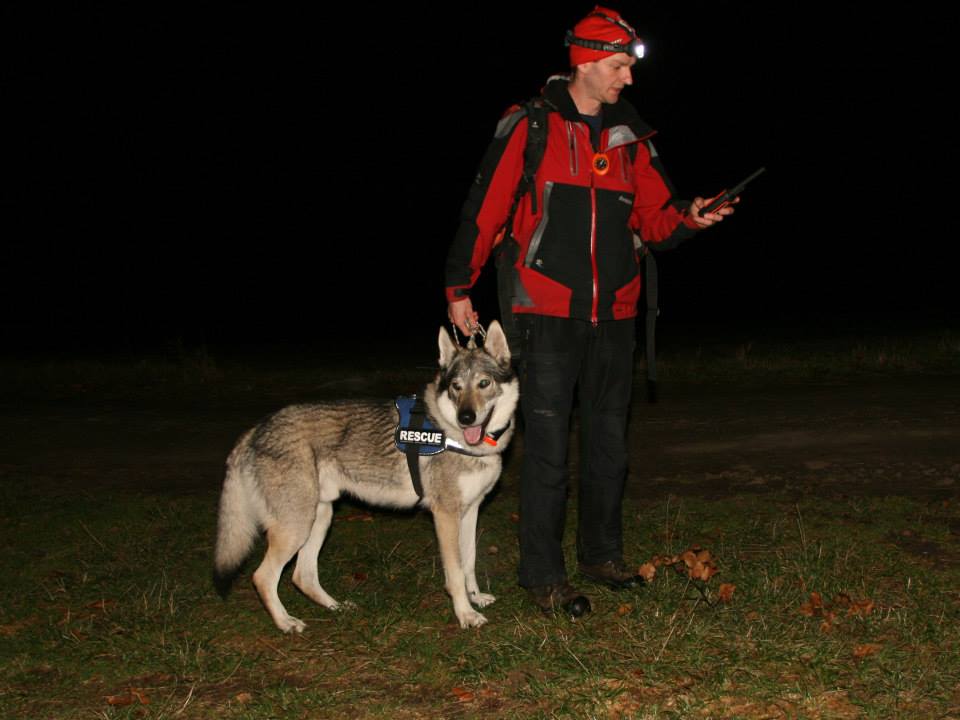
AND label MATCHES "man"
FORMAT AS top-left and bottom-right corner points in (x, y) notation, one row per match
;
(445, 6), (735, 617)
